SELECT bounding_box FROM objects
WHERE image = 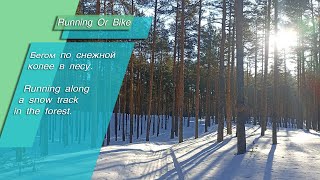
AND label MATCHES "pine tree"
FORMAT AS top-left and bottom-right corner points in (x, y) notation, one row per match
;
(261, 0), (271, 136)
(226, 0), (233, 135)
(178, 0), (186, 143)
(146, 0), (158, 141)
(195, 0), (202, 139)
(236, 0), (246, 154)
(272, 0), (279, 145)
(217, 0), (227, 143)
(129, 0), (135, 144)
